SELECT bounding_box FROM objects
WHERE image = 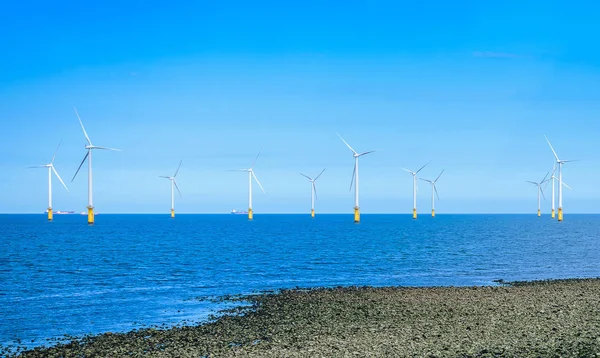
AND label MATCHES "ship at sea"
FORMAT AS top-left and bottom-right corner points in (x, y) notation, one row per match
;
(231, 209), (248, 214)
(44, 210), (76, 214)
